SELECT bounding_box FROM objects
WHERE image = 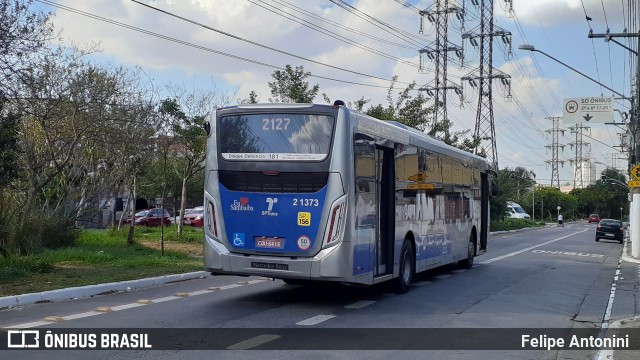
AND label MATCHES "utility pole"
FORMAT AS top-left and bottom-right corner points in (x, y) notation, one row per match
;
(544, 117), (565, 188)
(419, 0), (464, 135)
(461, 0), (512, 171)
(589, 28), (639, 258)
